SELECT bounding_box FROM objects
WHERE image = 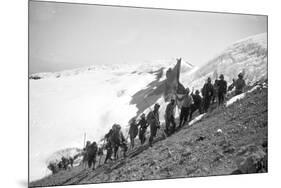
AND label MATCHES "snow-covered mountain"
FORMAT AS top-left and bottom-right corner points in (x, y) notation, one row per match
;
(181, 33), (267, 89)
(29, 33), (267, 181)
